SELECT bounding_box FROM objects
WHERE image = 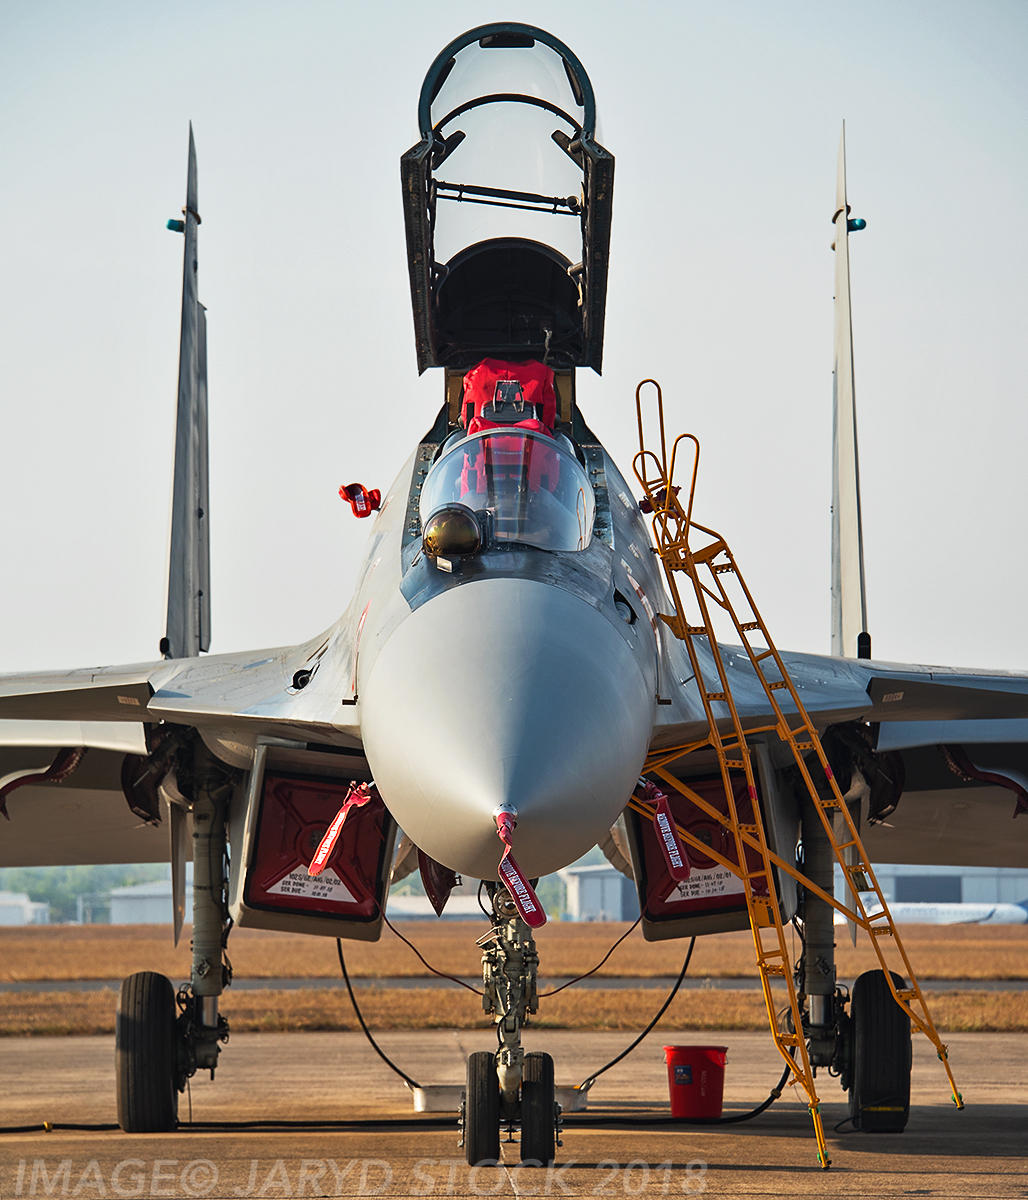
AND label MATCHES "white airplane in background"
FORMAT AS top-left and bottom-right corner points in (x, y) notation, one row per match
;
(836, 901), (1027, 926)
(1, 21), (1026, 1166)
